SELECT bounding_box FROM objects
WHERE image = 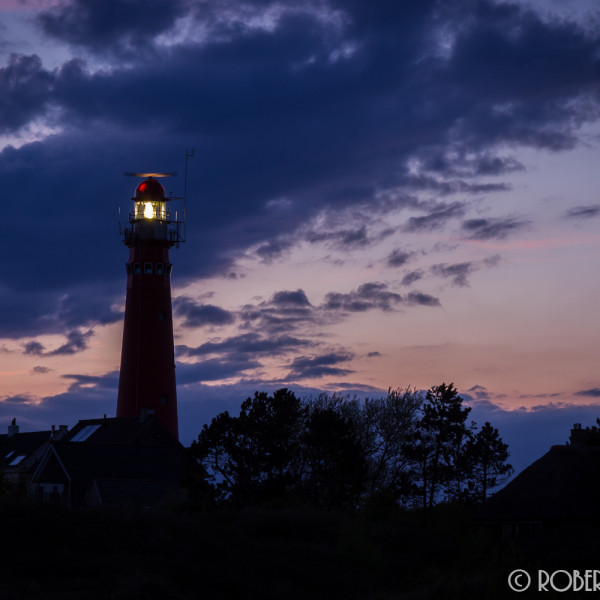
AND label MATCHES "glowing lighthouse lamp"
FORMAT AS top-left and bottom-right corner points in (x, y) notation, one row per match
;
(117, 173), (184, 439)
